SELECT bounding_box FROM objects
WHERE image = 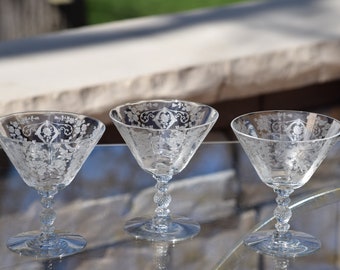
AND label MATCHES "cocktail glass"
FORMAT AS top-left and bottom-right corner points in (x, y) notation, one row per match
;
(231, 110), (340, 257)
(110, 100), (218, 242)
(0, 111), (105, 258)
